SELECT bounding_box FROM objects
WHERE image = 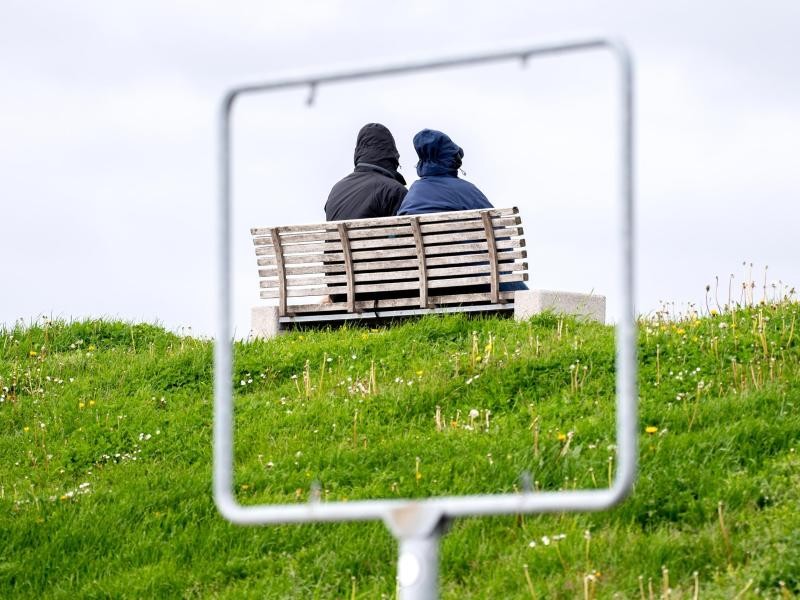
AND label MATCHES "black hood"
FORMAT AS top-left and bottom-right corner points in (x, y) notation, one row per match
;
(353, 123), (401, 172)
